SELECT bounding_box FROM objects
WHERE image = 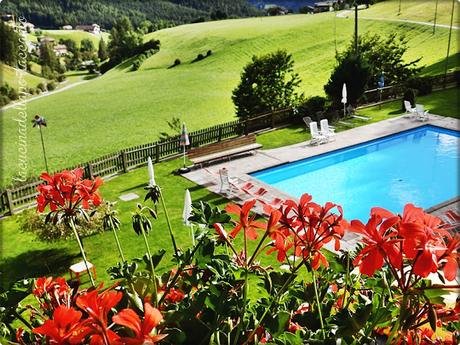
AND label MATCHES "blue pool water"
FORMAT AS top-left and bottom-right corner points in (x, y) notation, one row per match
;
(251, 125), (460, 221)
